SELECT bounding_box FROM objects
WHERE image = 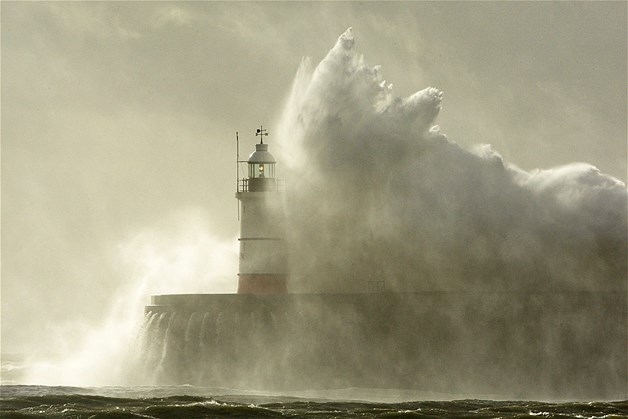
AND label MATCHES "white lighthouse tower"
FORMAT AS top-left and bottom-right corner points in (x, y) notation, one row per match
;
(235, 127), (287, 293)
